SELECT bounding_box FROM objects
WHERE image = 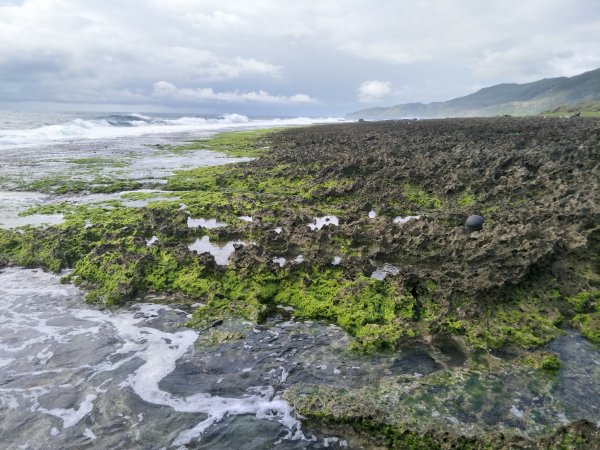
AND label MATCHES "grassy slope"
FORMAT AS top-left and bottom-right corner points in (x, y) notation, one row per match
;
(540, 101), (600, 118)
